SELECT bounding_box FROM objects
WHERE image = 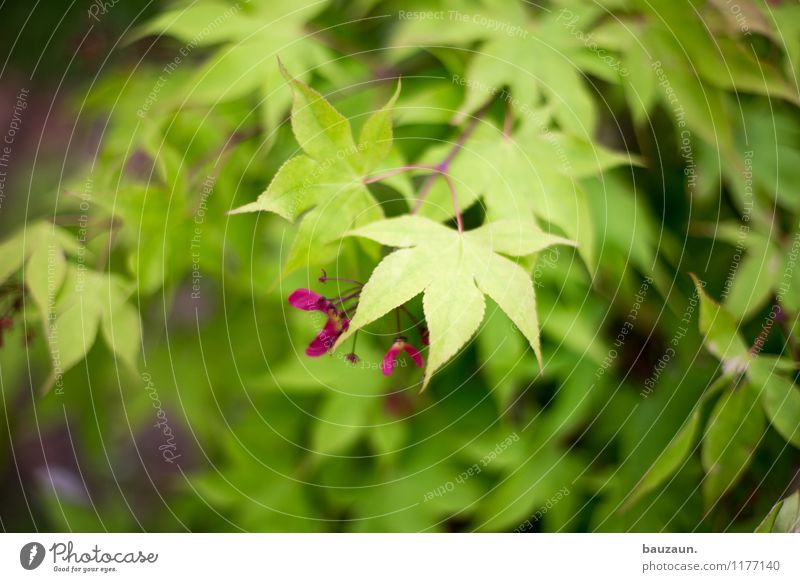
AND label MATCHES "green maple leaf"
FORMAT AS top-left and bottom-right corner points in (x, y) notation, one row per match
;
(230, 64), (401, 274)
(690, 274), (751, 374)
(335, 216), (576, 389)
(637, 0), (799, 106)
(460, 43), (596, 136)
(415, 118), (636, 270)
(394, 3), (602, 135)
(135, 0), (337, 134)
